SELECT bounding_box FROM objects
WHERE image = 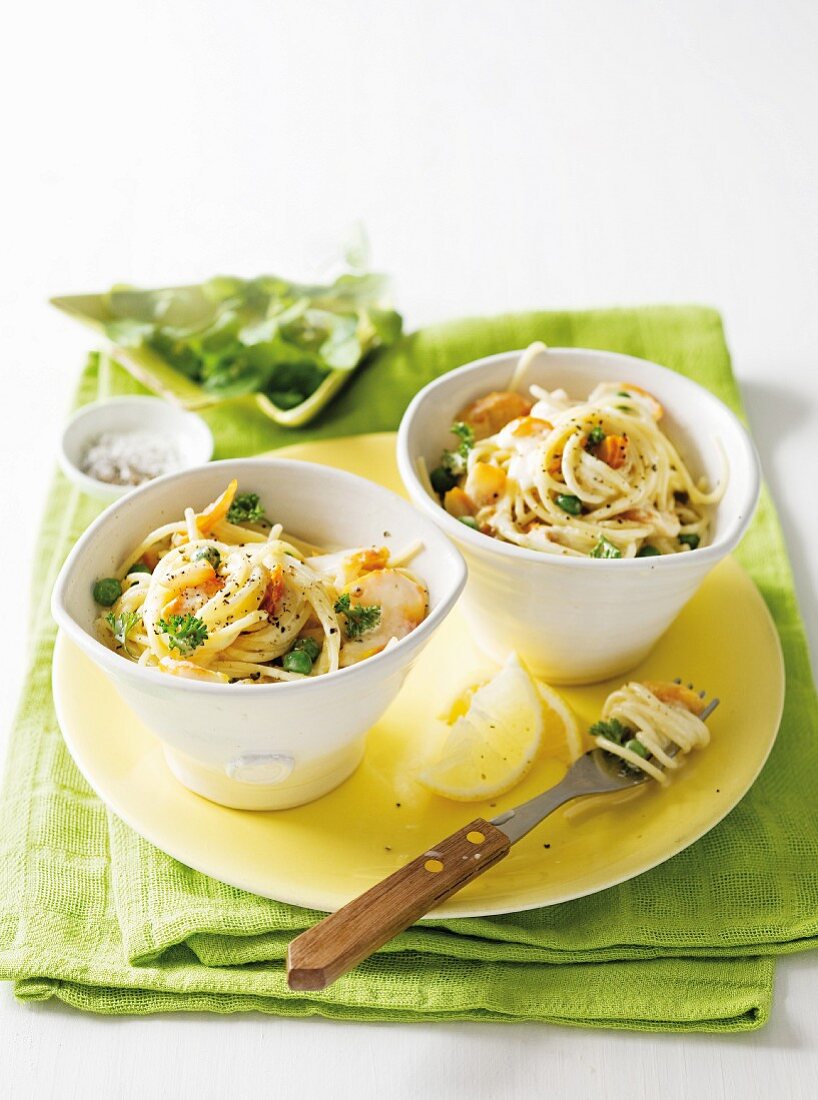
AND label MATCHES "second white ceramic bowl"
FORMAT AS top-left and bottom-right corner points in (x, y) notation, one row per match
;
(397, 347), (760, 684)
(51, 459), (466, 809)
